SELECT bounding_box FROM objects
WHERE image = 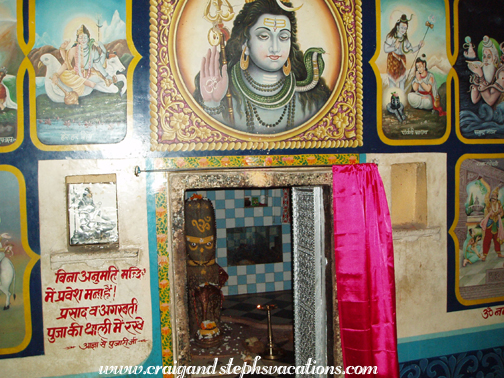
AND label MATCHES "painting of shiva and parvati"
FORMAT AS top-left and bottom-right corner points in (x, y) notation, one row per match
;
(374, 0), (450, 142)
